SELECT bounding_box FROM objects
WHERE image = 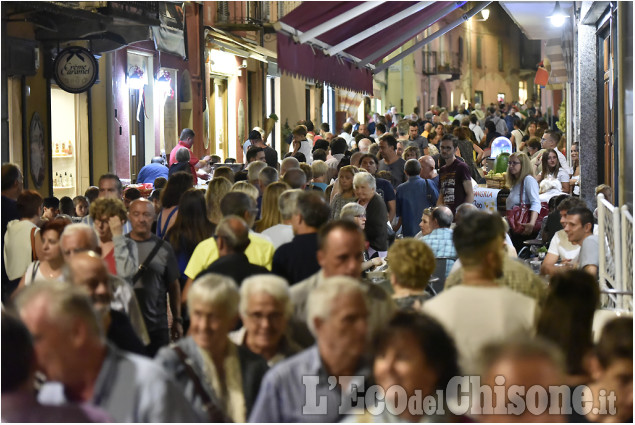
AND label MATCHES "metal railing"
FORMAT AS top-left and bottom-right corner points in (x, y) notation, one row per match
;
(597, 193), (632, 311)
(621, 206), (633, 311)
(216, 1), (271, 25)
(422, 51), (461, 76)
